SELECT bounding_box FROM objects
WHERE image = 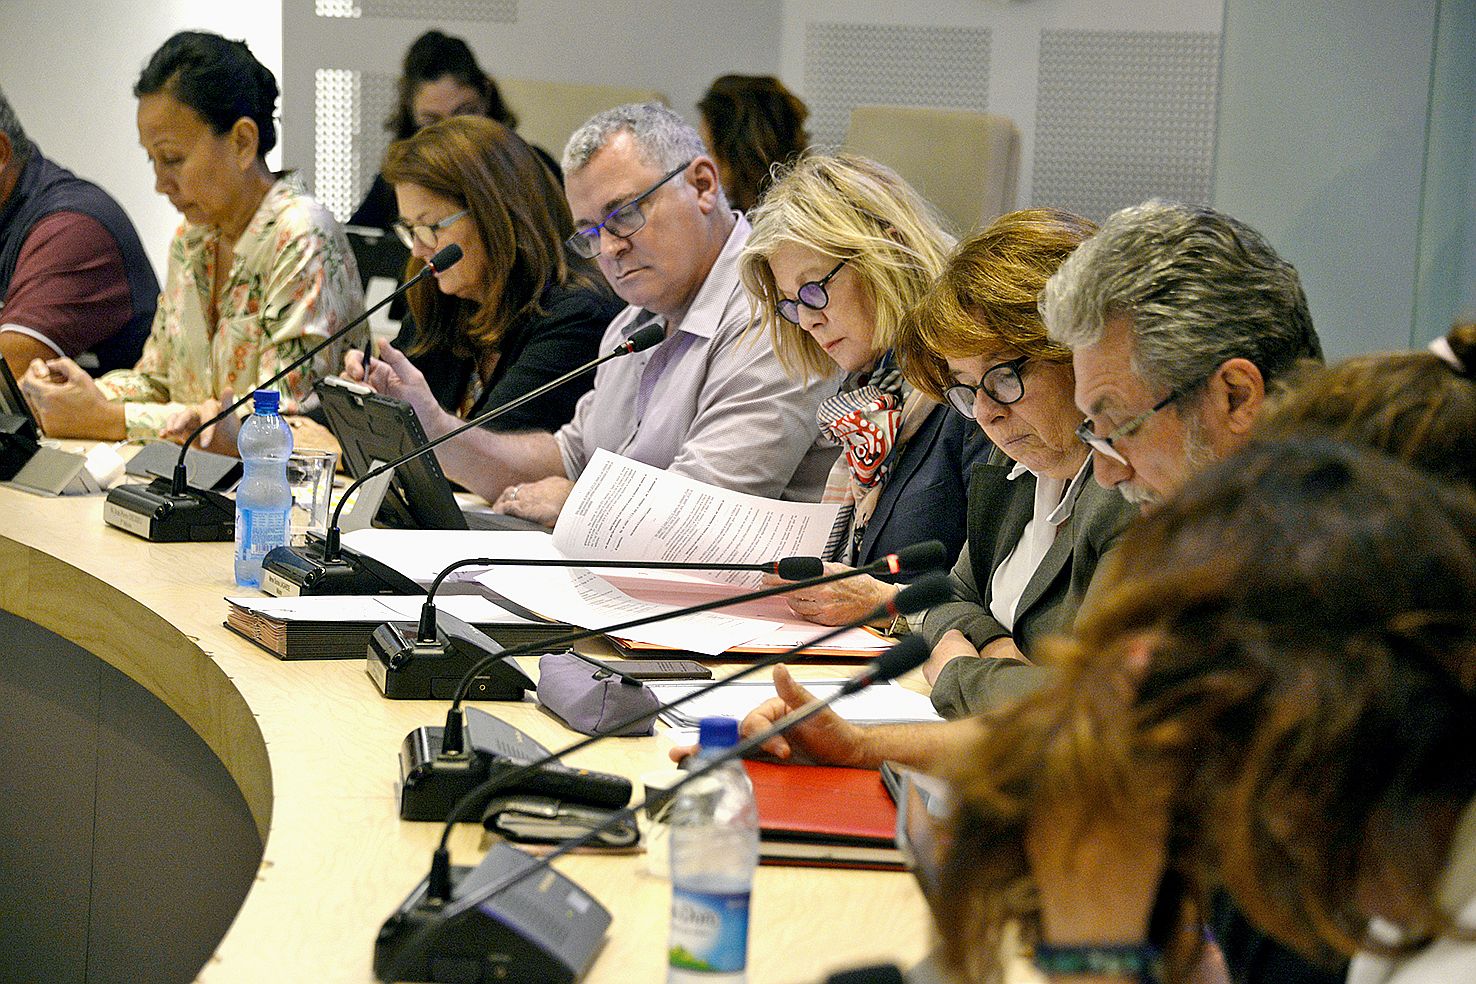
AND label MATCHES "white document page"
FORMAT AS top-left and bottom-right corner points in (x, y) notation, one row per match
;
(474, 565), (777, 656)
(340, 528), (558, 583)
(552, 449), (839, 586)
